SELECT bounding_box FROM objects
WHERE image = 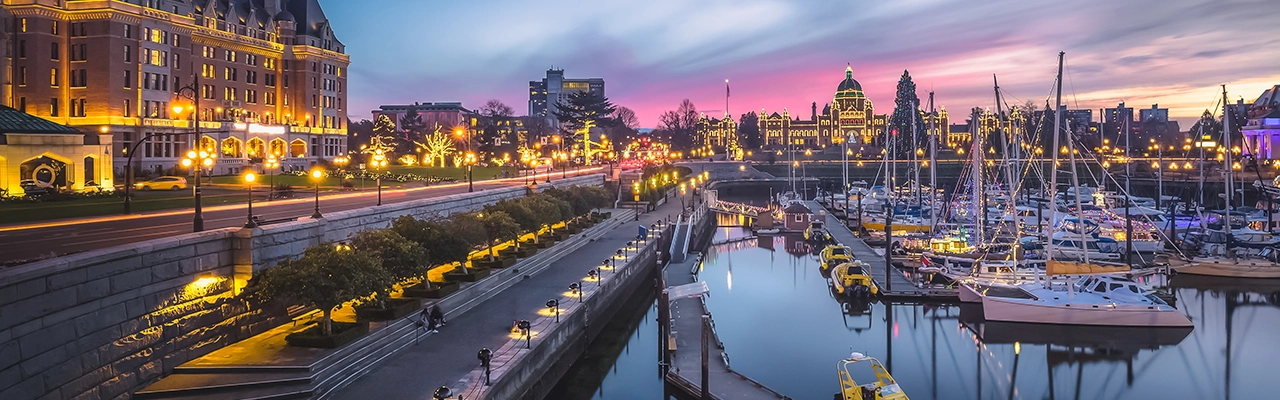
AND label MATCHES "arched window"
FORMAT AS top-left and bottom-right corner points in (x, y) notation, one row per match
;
(246, 137), (266, 159)
(221, 137), (243, 158)
(199, 136), (217, 153)
(289, 138), (306, 157)
(270, 138), (287, 158)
